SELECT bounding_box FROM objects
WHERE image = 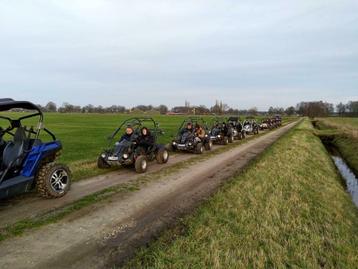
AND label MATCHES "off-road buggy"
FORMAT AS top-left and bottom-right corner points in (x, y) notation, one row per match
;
(170, 117), (212, 154)
(0, 98), (71, 199)
(260, 118), (274, 130)
(227, 117), (246, 140)
(243, 118), (259, 135)
(209, 117), (235, 145)
(274, 115), (282, 127)
(97, 117), (169, 173)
